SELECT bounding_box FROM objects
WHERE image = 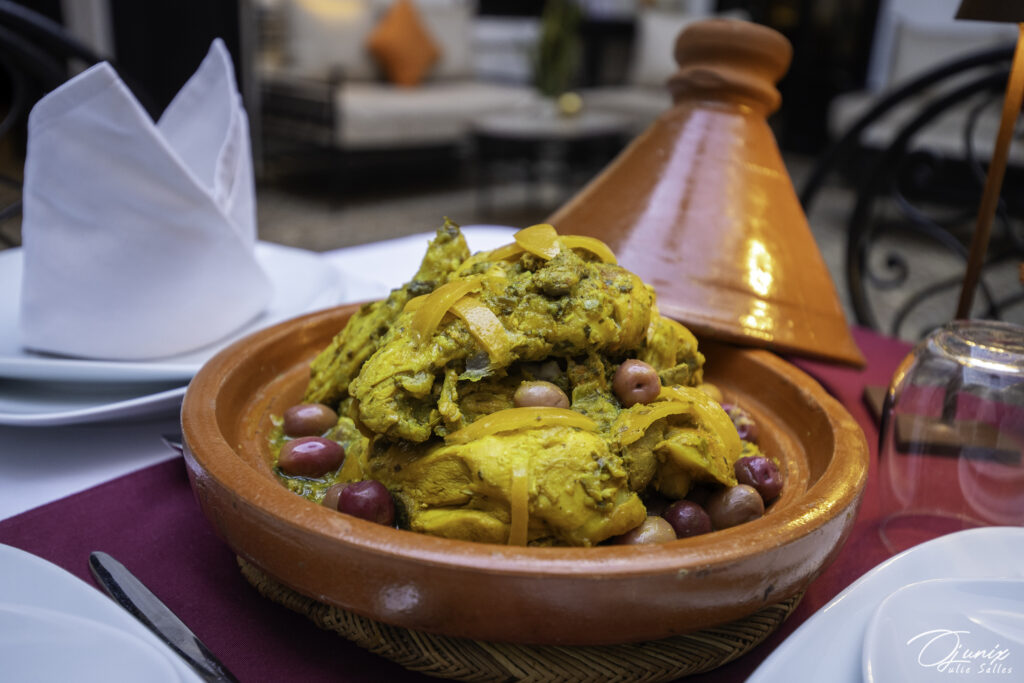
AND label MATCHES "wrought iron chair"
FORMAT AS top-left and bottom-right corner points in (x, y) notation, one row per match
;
(800, 43), (1024, 340)
(0, 1), (119, 248)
